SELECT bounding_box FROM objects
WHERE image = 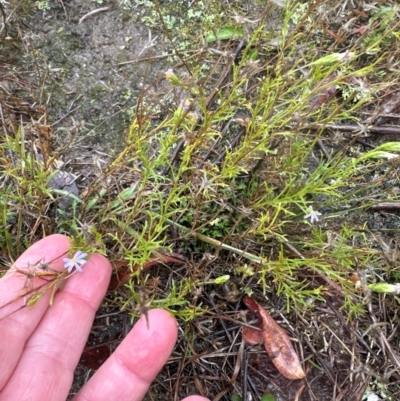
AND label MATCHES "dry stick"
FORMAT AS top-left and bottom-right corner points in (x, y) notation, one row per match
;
(308, 123), (400, 136)
(154, 0), (192, 76)
(208, 292), (233, 343)
(366, 298), (400, 371)
(242, 348), (249, 401)
(78, 7), (109, 24)
(214, 127), (246, 165)
(167, 219), (263, 264)
(205, 38), (247, 110)
(317, 138), (331, 159)
(0, 278), (55, 322)
(118, 53), (175, 65)
(166, 39), (248, 173)
(203, 43), (273, 165)
(118, 49), (200, 66)
(325, 298), (378, 360)
(202, 116), (234, 162)
(53, 95), (84, 126)
(58, 0), (67, 18)
(302, 335), (336, 385)
(0, 0), (7, 40)
(0, 253), (69, 320)
(369, 202), (400, 210)
(338, 378), (369, 401)
(230, 334), (244, 385)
